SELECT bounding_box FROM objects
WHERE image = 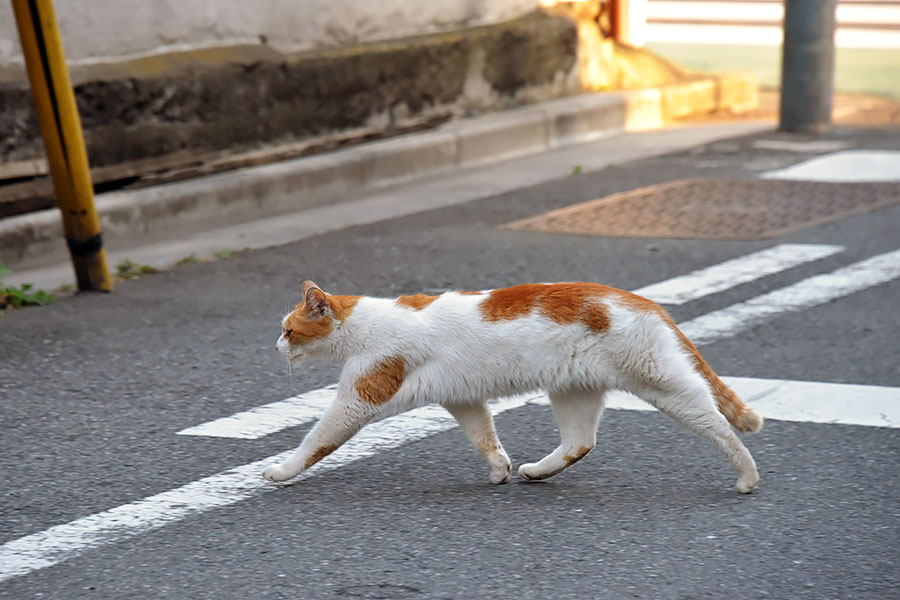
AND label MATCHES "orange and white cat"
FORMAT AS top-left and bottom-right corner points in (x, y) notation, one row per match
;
(264, 280), (762, 492)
